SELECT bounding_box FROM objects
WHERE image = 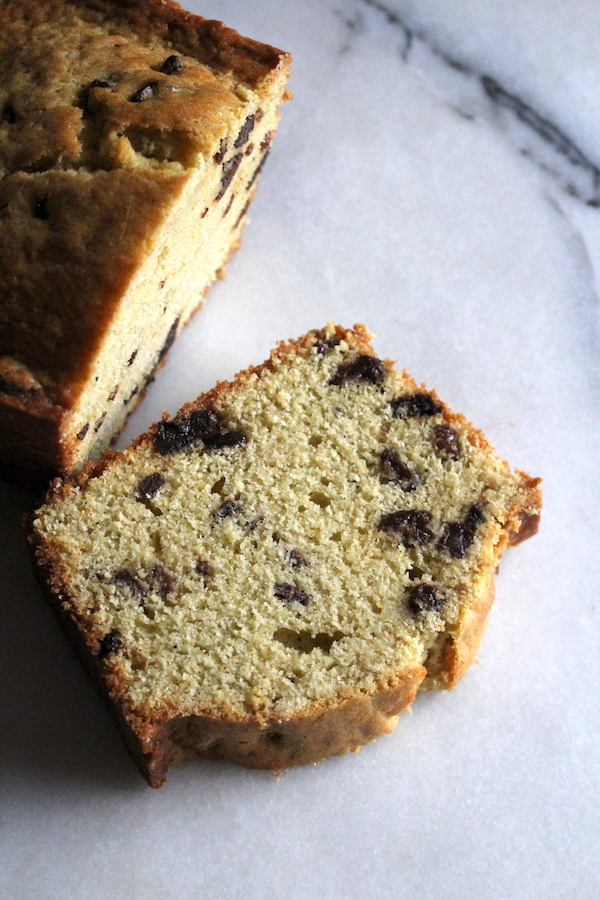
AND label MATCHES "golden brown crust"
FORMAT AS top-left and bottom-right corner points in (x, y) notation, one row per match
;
(0, 0), (291, 483)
